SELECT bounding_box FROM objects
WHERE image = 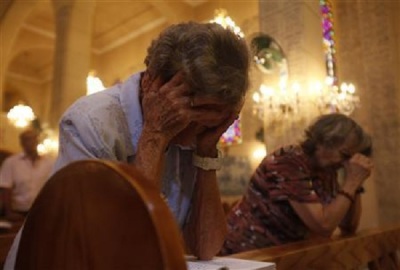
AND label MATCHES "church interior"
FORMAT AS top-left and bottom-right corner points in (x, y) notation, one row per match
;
(0, 0), (399, 269)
